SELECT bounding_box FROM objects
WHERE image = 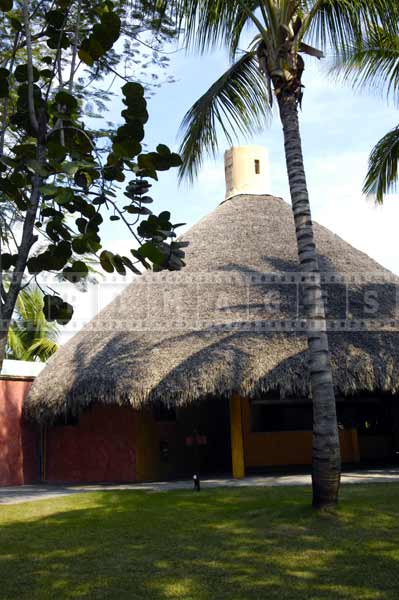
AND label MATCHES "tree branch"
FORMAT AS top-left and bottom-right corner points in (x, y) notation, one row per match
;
(0, 31), (20, 156)
(4, 174), (42, 320)
(106, 197), (142, 245)
(22, 0), (40, 133)
(68, 0), (82, 93)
